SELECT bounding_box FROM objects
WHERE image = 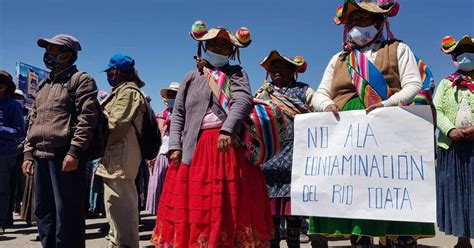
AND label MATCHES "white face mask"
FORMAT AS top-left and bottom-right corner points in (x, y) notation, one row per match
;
(204, 50), (230, 68)
(348, 25), (379, 47)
